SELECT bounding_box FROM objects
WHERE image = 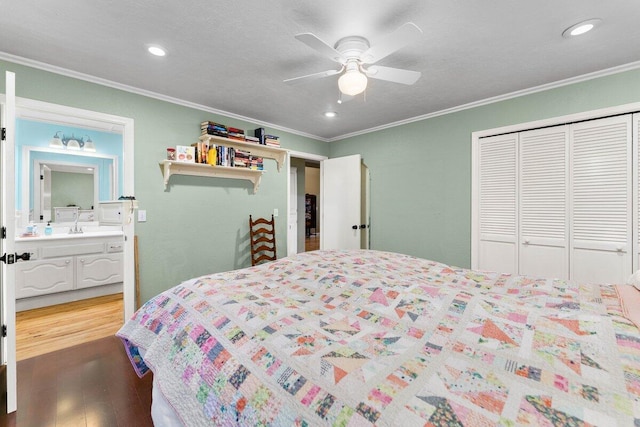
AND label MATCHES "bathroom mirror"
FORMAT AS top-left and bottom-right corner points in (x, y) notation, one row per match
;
(34, 160), (104, 223)
(16, 117), (123, 226)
